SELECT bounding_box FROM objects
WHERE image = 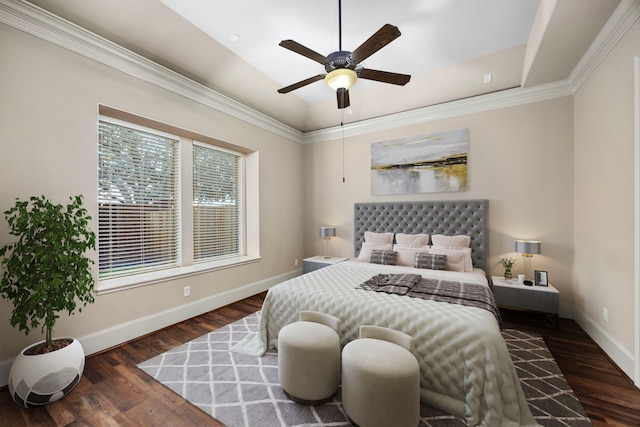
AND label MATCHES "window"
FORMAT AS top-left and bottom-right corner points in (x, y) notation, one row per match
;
(192, 143), (241, 263)
(97, 115), (258, 292)
(98, 120), (180, 279)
